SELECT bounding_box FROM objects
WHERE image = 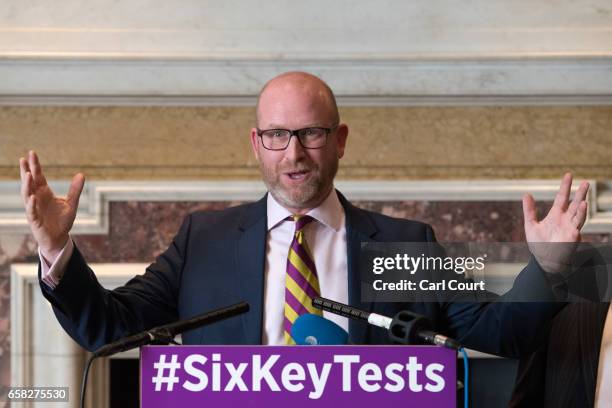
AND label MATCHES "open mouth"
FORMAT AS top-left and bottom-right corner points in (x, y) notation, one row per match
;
(285, 170), (310, 180)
